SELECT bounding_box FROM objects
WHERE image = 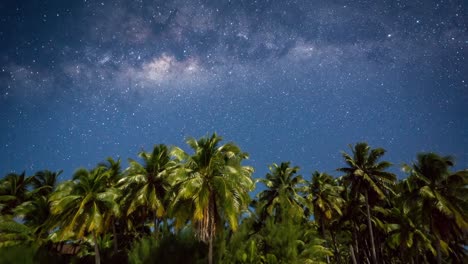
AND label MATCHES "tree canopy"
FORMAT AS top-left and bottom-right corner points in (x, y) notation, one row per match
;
(0, 134), (466, 264)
